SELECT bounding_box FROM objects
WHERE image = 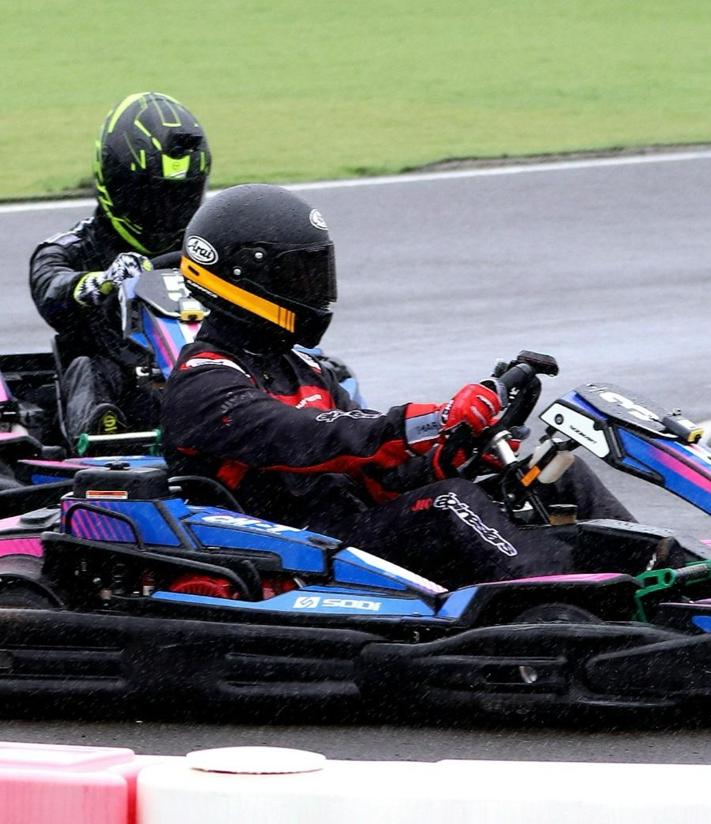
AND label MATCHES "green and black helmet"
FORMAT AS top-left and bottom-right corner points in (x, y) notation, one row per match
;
(94, 92), (211, 255)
